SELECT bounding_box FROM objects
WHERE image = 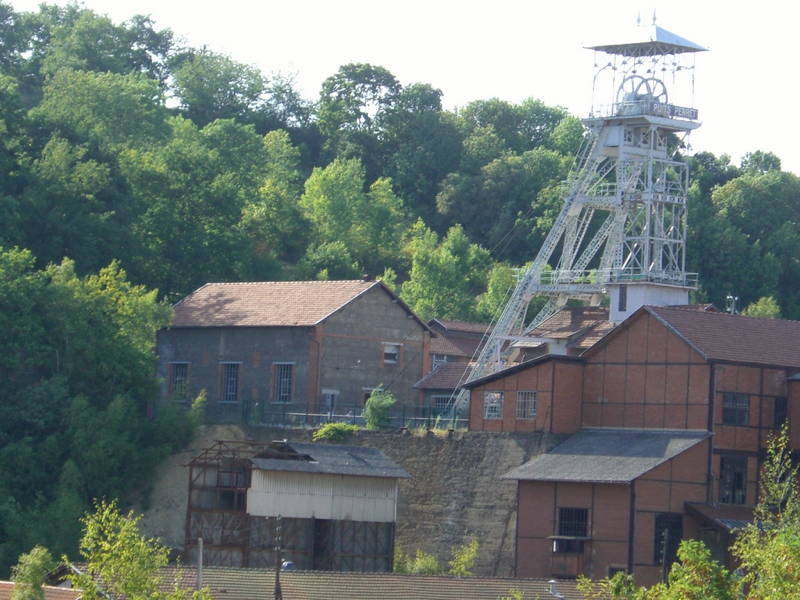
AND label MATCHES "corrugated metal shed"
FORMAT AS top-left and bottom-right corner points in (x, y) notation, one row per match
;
(250, 442), (409, 479)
